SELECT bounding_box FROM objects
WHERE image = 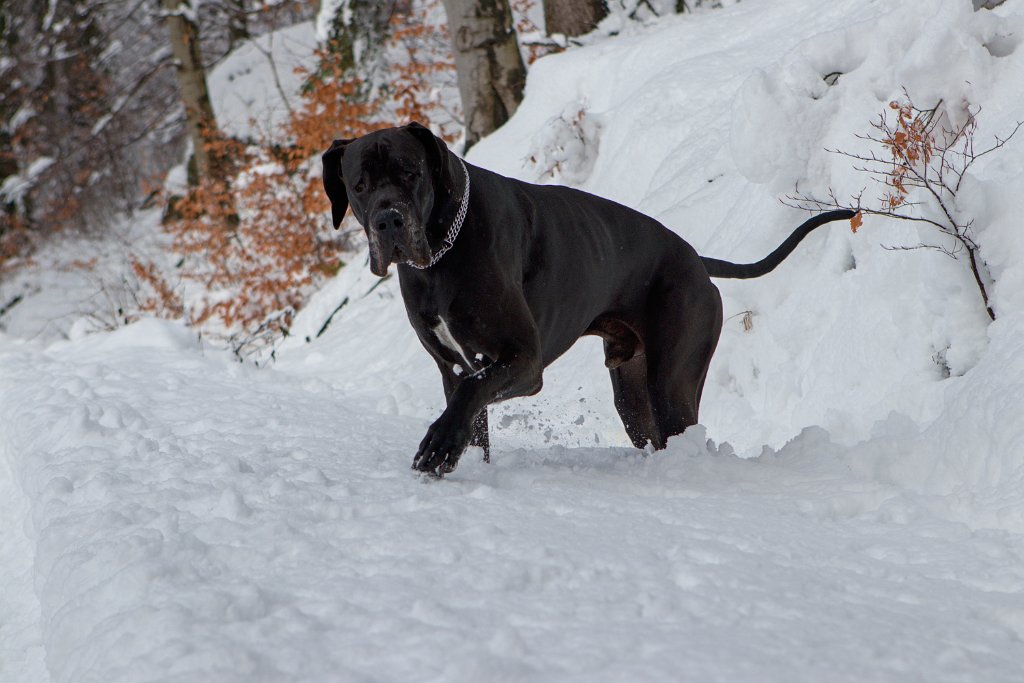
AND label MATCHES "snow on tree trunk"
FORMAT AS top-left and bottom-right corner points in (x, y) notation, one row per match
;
(162, 0), (222, 185)
(543, 0), (607, 38)
(441, 0), (527, 151)
(226, 0), (251, 52)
